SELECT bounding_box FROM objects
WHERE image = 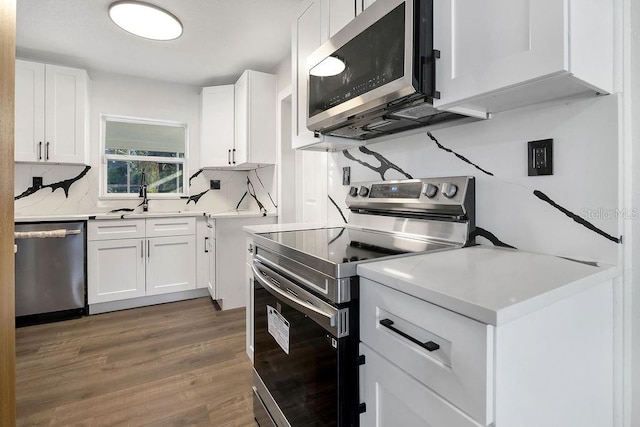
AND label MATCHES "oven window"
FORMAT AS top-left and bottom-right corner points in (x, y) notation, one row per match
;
(254, 280), (338, 426)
